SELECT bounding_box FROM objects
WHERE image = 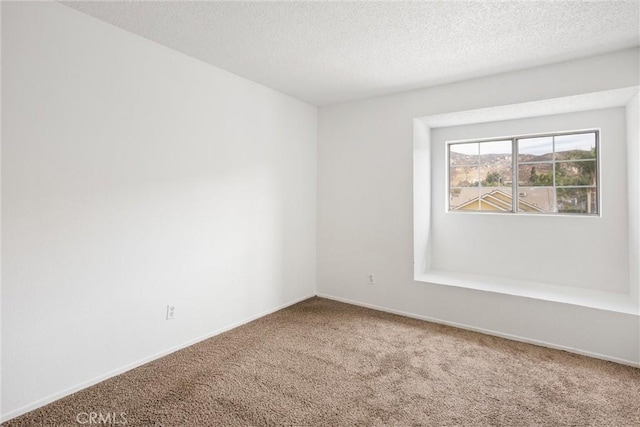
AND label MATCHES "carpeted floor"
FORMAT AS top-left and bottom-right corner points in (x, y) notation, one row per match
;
(4, 297), (640, 426)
